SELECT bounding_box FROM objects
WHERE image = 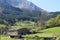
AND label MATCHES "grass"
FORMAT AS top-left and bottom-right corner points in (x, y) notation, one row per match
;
(23, 33), (58, 38)
(11, 21), (36, 29)
(23, 27), (60, 40)
(0, 24), (6, 28)
(40, 27), (60, 34)
(0, 35), (16, 40)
